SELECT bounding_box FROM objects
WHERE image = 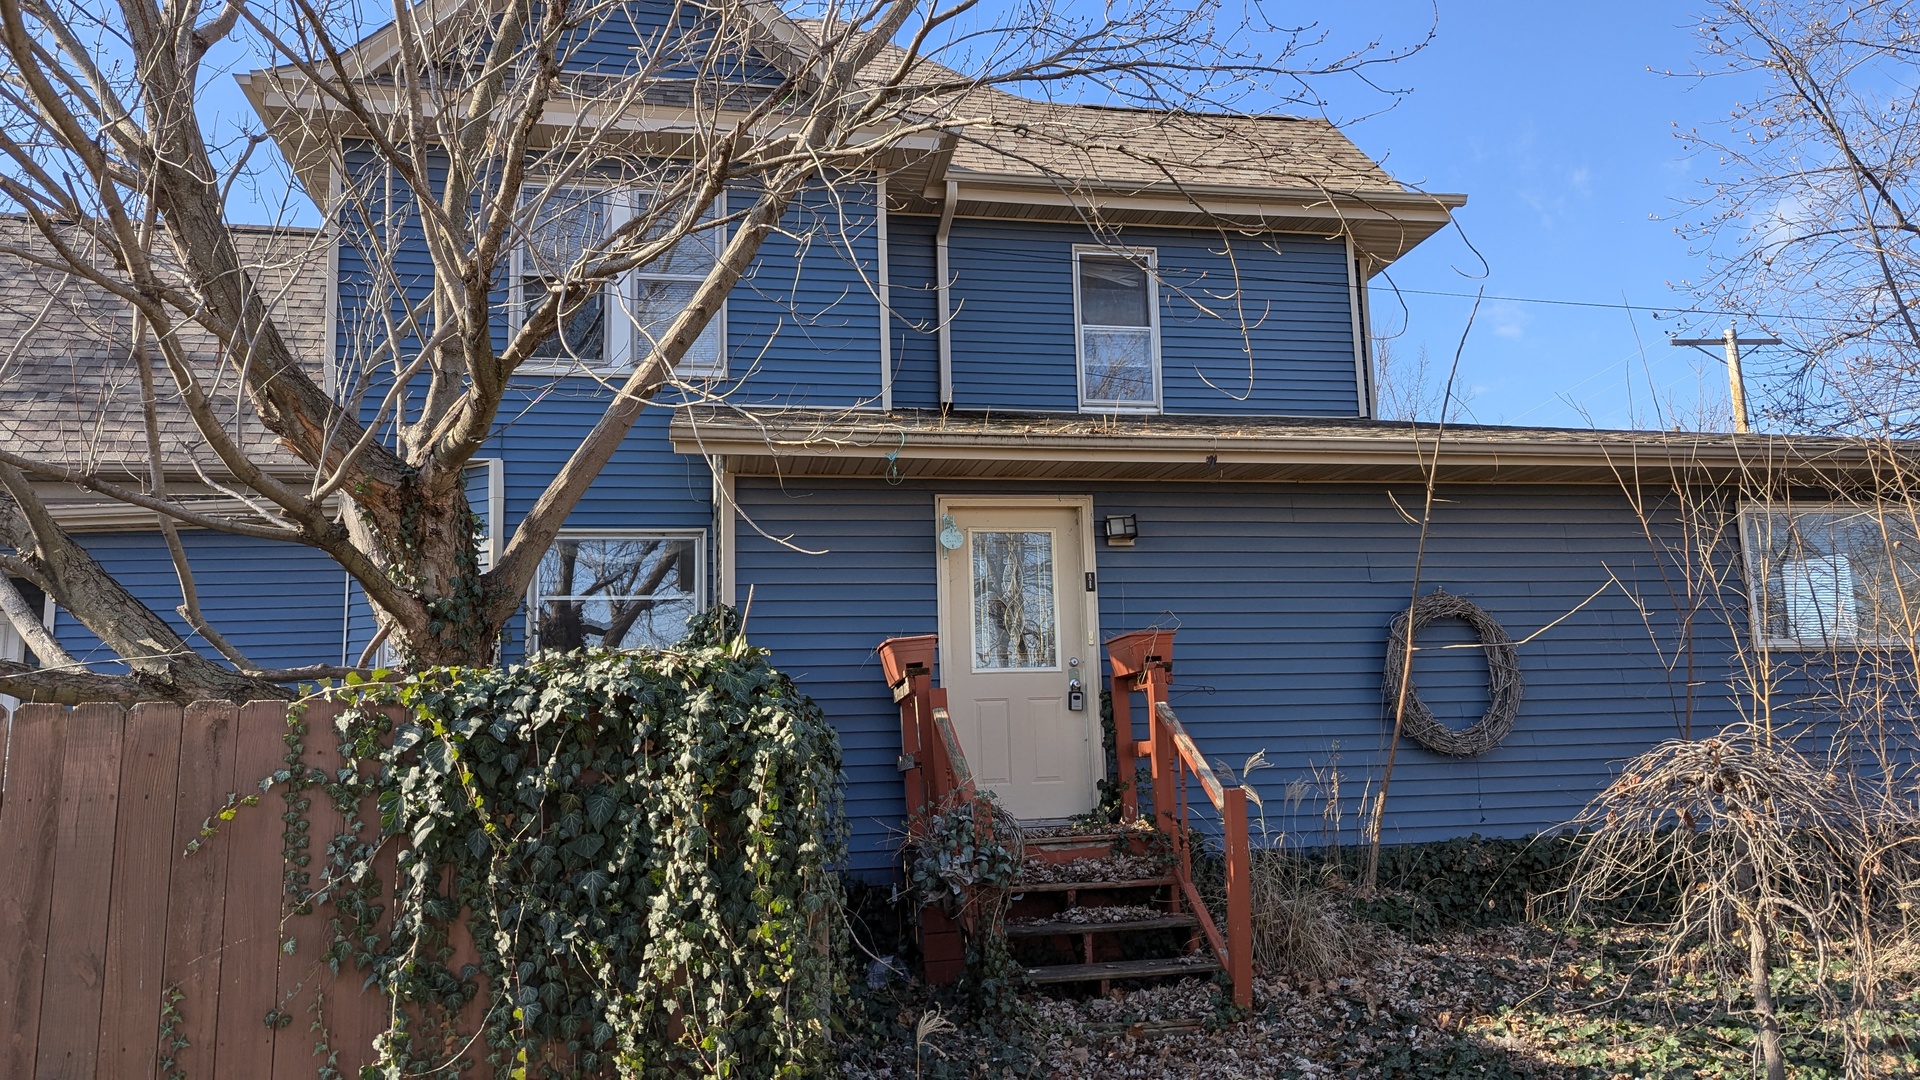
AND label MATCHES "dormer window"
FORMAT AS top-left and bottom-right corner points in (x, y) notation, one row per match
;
(512, 186), (725, 376)
(1074, 246), (1160, 411)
